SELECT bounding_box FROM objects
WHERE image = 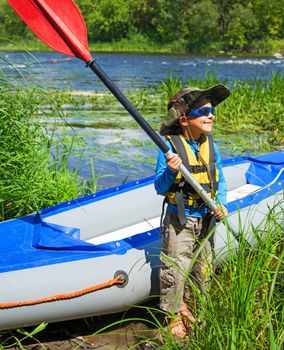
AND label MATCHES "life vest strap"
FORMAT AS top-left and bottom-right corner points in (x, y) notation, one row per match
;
(170, 182), (212, 196)
(165, 133), (218, 224)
